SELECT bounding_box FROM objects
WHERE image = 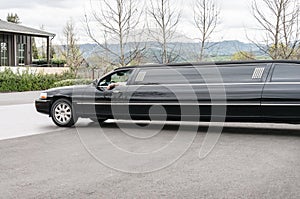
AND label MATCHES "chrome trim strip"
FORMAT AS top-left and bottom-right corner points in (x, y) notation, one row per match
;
(261, 103), (300, 106)
(266, 82), (300, 85)
(132, 82), (265, 86)
(35, 100), (51, 103)
(77, 102), (300, 106)
(131, 82), (300, 87)
(76, 102), (260, 106)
